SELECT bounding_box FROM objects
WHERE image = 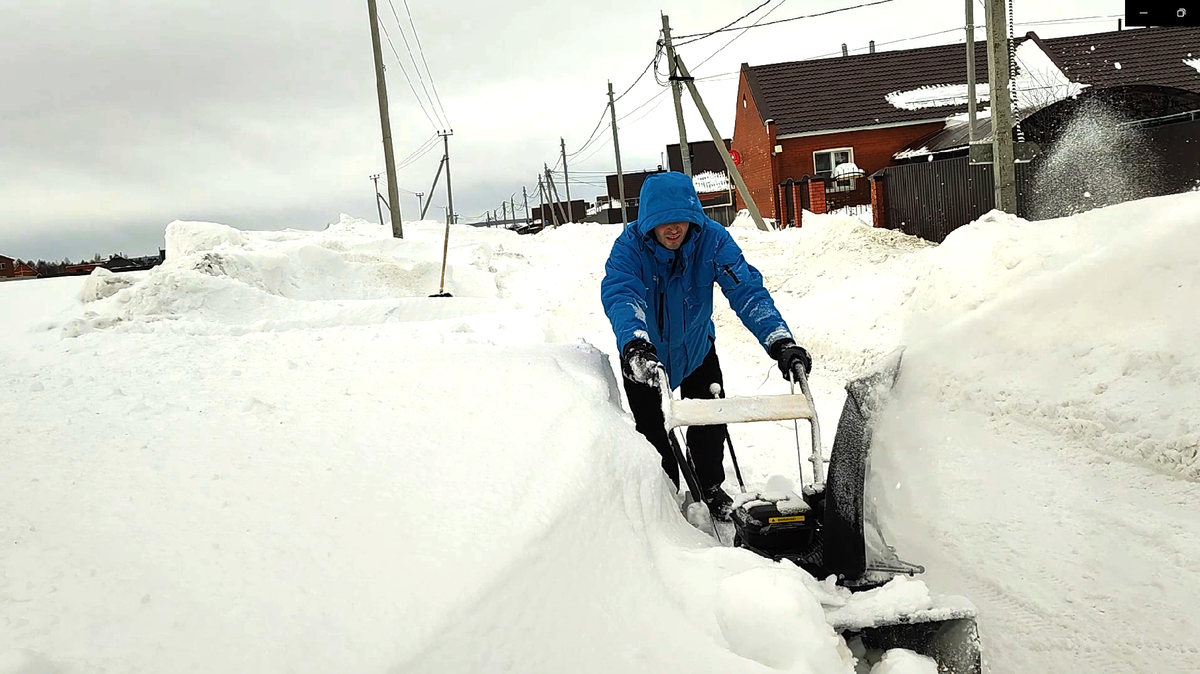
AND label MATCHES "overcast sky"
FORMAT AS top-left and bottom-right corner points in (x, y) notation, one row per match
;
(1, 0), (1124, 261)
